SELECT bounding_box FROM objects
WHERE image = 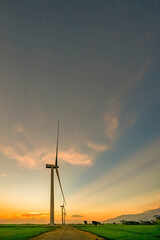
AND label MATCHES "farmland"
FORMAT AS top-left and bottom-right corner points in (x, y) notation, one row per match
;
(0, 224), (57, 240)
(74, 224), (160, 240)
